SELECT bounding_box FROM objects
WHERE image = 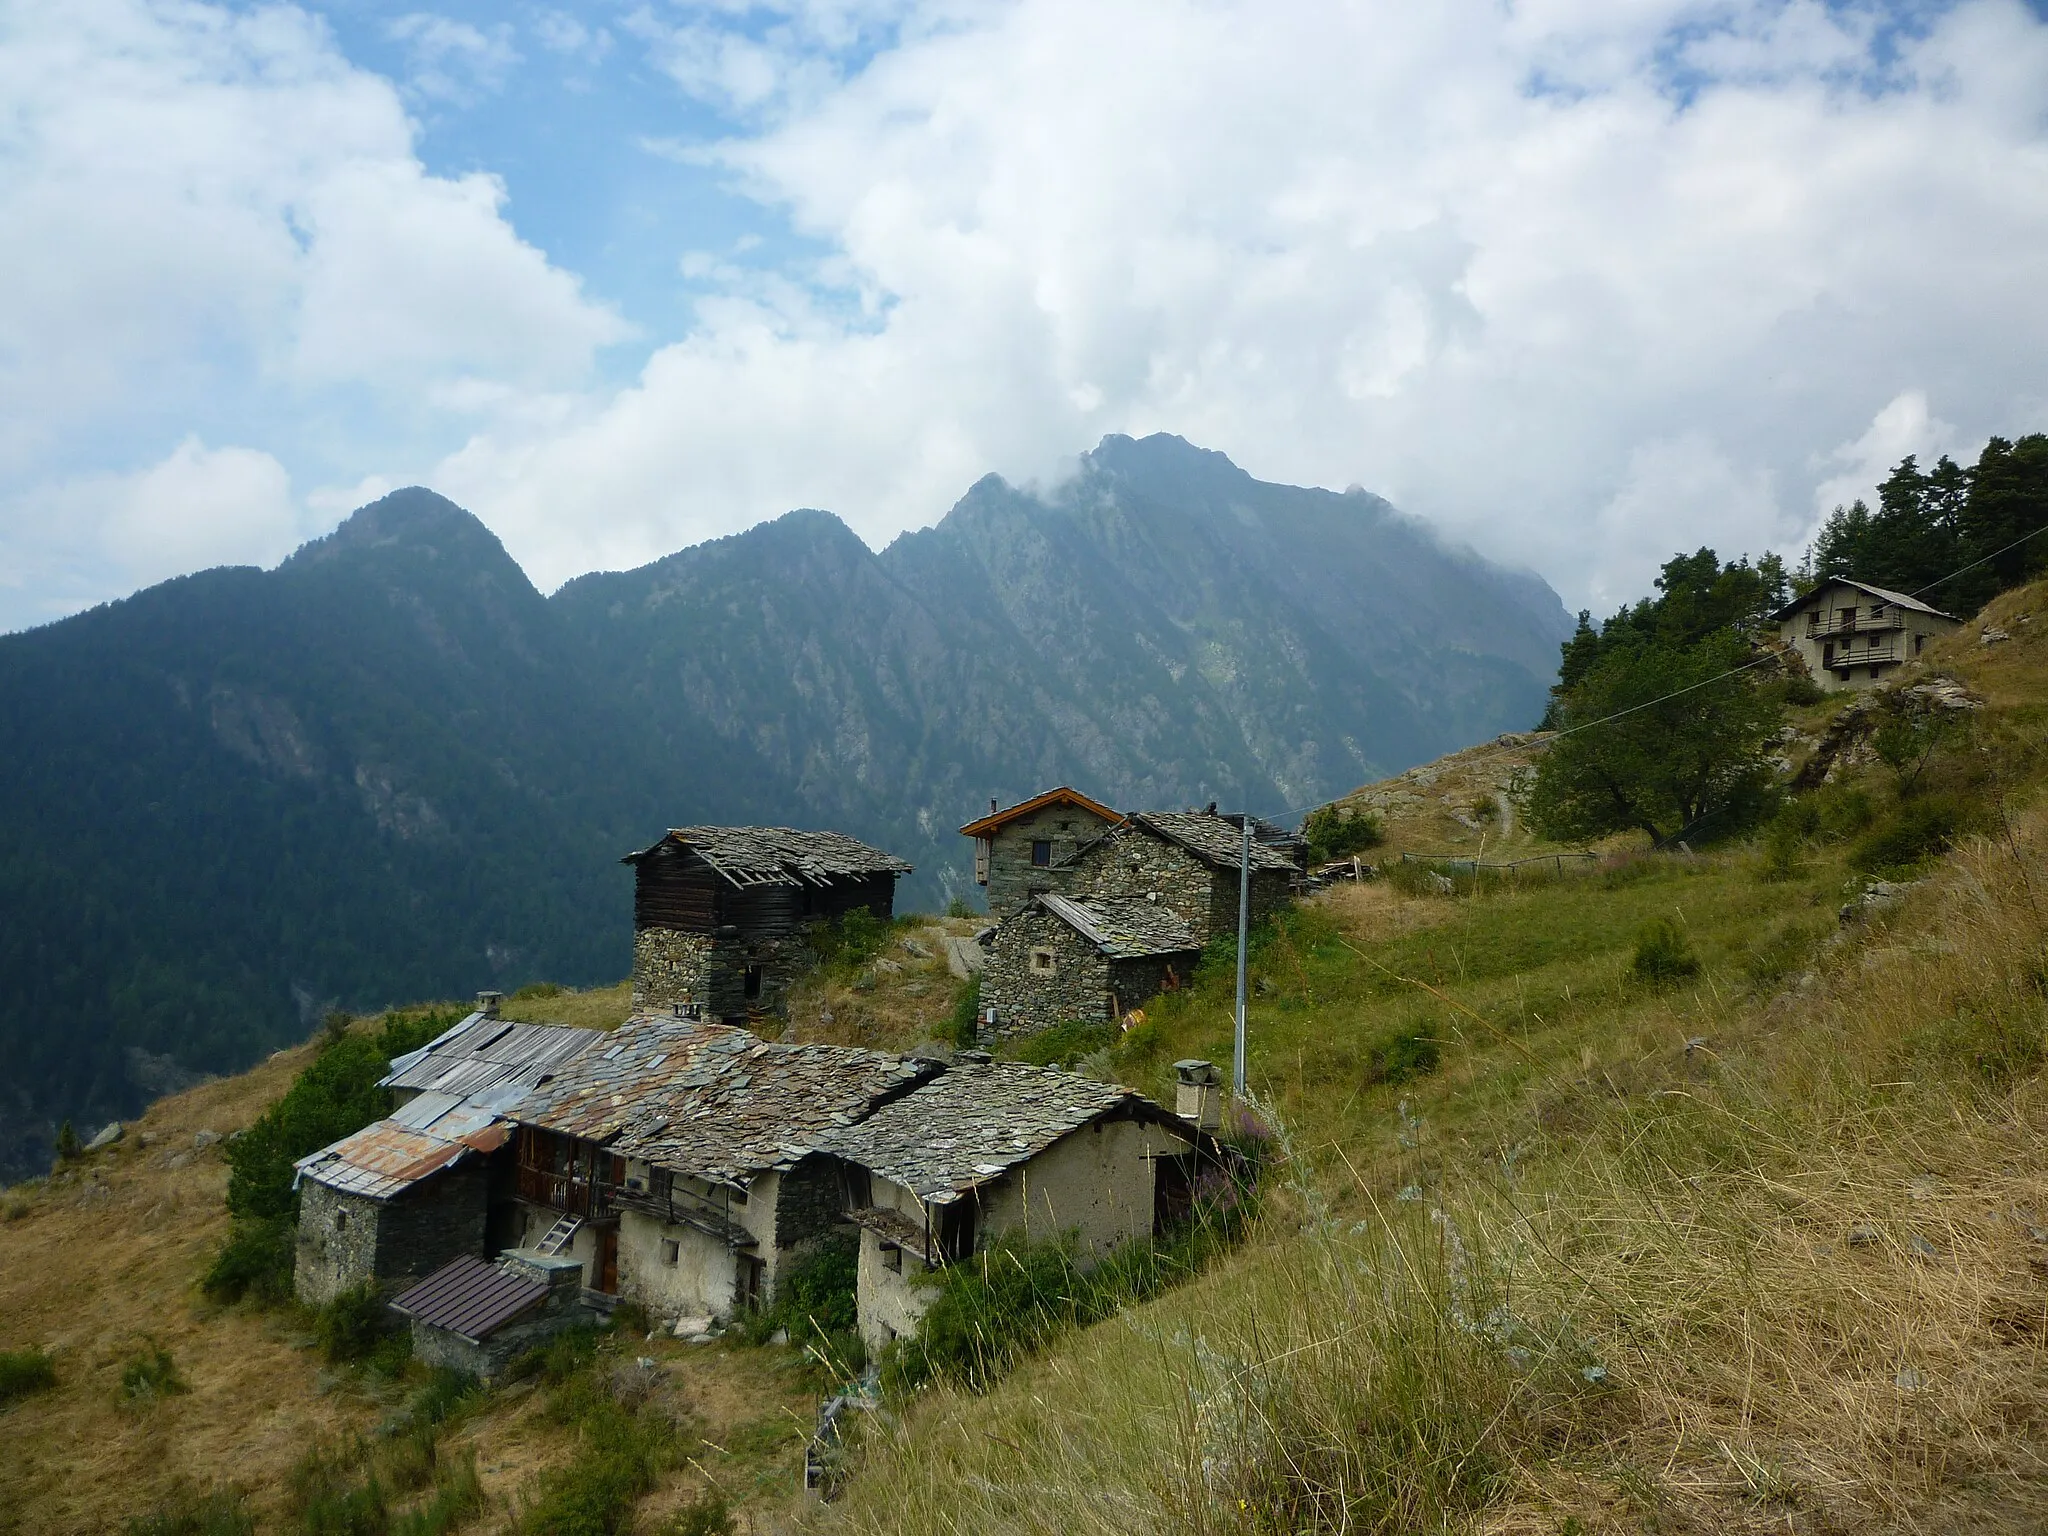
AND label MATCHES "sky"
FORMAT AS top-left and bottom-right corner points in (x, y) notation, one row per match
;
(4, 0), (2047, 634)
